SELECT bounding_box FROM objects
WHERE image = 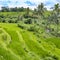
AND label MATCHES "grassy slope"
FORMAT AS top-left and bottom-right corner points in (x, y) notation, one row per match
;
(0, 23), (60, 60)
